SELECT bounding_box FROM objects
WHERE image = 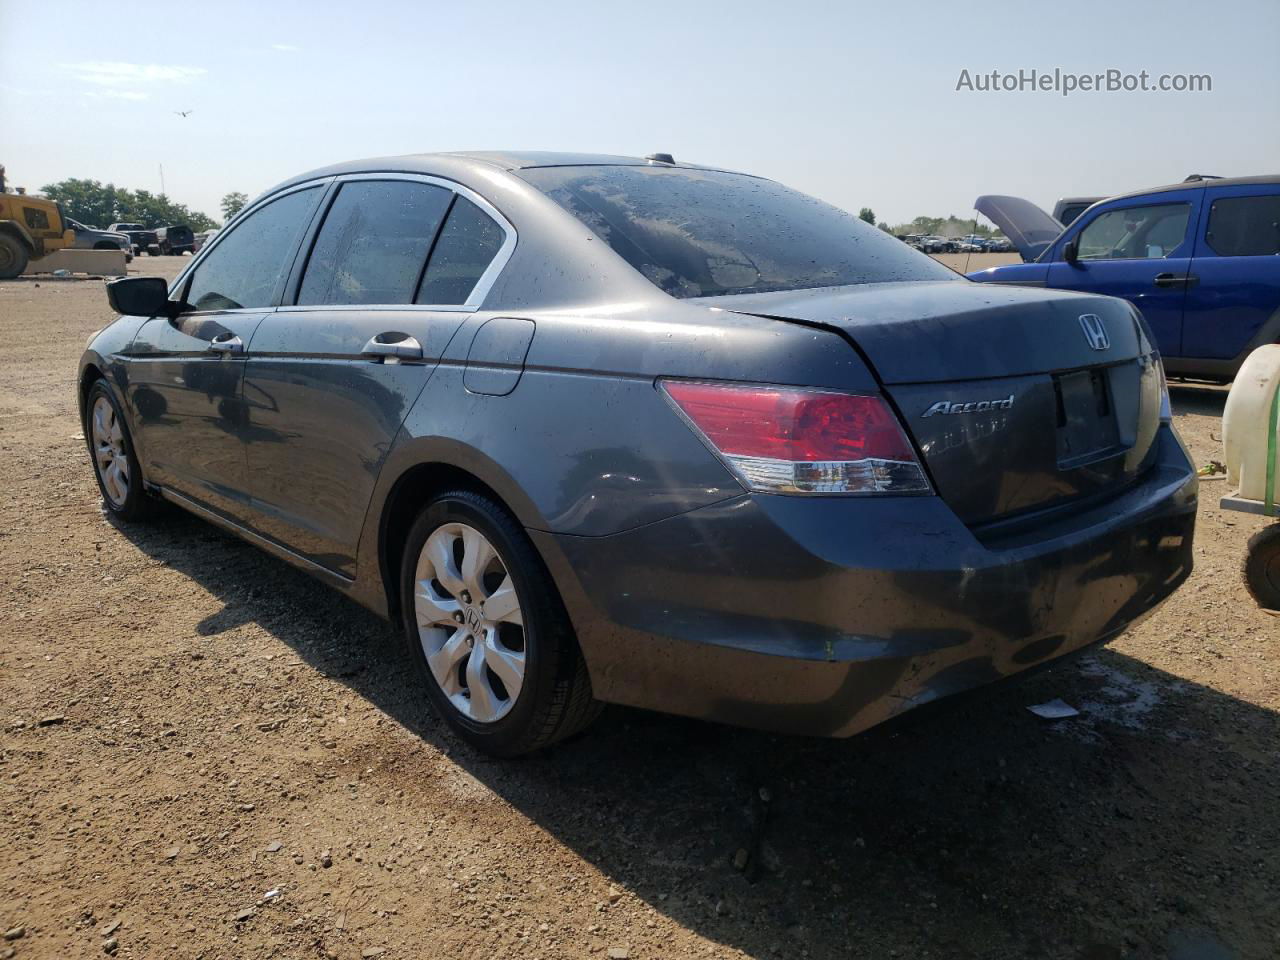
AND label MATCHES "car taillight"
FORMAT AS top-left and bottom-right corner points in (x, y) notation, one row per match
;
(660, 380), (931, 495)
